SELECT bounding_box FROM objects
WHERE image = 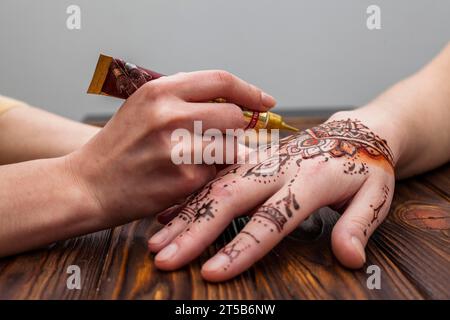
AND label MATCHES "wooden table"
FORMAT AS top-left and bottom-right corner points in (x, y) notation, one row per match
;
(0, 116), (449, 300)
